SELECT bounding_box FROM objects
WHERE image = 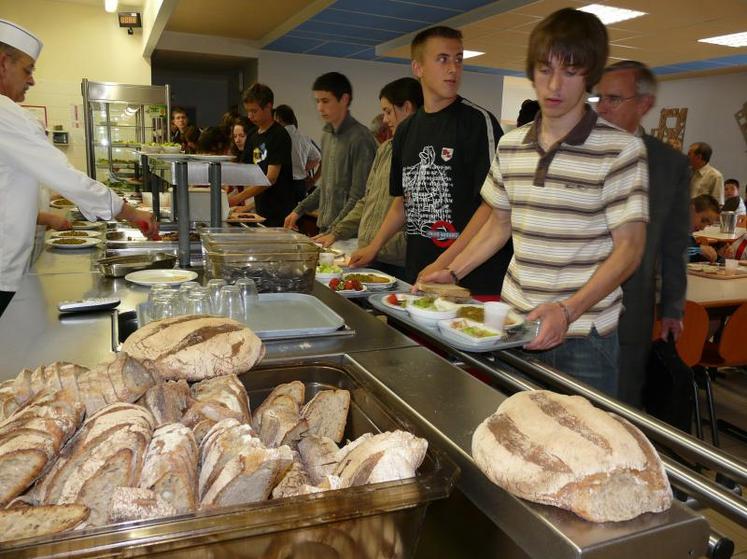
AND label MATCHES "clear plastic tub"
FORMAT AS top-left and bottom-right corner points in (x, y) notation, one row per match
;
(1, 363), (458, 558)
